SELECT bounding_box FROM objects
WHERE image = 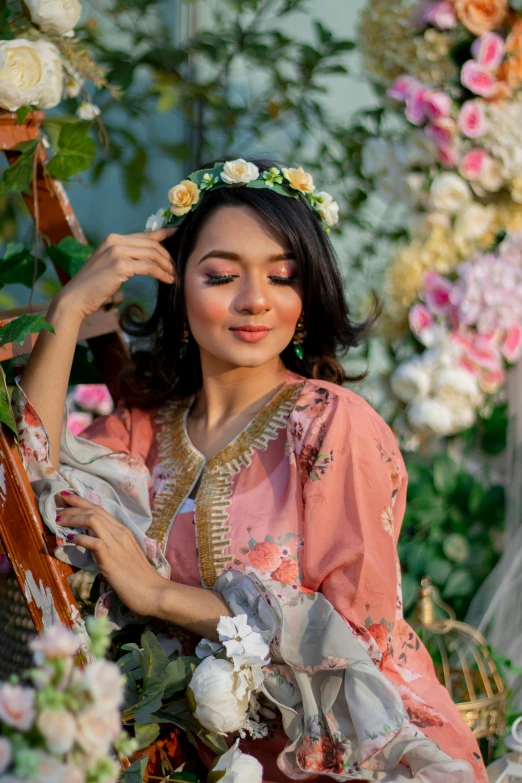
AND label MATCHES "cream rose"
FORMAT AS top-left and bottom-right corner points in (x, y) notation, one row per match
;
(80, 660), (125, 711)
(454, 203), (494, 249)
(29, 624), (79, 660)
(34, 41), (63, 110)
(76, 707), (121, 755)
(188, 656), (249, 735)
(407, 398), (456, 436)
(282, 165), (315, 193)
(221, 159), (260, 184)
(0, 40), (43, 111)
(24, 0), (82, 36)
(429, 173), (472, 215)
(313, 191), (339, 227)
(168, 180), (200, 216)
(454, 0), (508, 36)
(37, 710), (77, 754)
